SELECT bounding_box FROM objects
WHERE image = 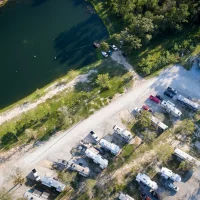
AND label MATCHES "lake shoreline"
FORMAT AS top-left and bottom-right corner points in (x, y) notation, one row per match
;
(0, 0), (7, 7)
